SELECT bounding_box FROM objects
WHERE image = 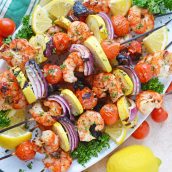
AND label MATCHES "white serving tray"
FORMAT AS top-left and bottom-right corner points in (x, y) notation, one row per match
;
(0, 12), (172, 172)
